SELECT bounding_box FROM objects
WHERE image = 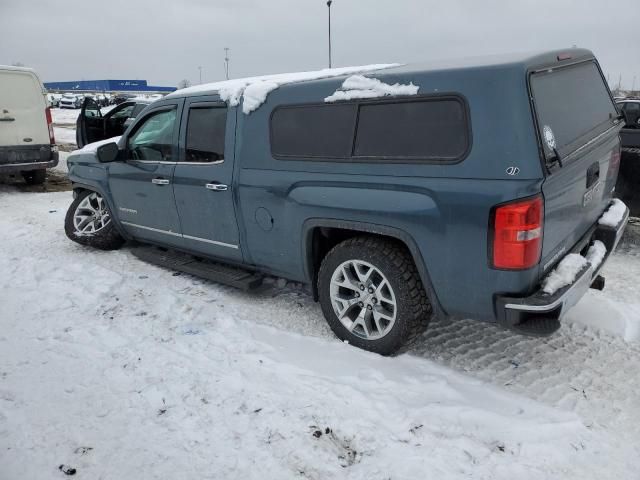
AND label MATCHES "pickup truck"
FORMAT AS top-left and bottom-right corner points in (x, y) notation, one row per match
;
(64, 49), (628, 355)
